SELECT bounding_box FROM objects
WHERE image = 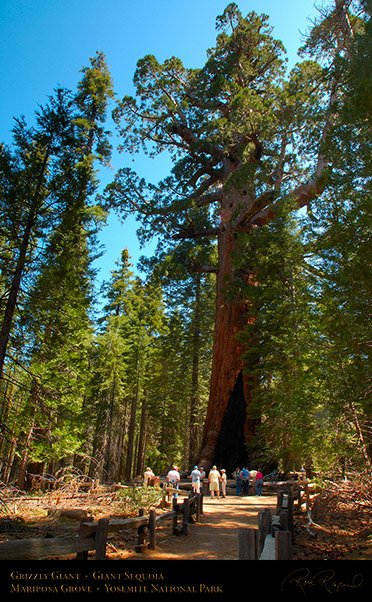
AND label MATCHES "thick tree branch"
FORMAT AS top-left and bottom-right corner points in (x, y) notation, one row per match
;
(188, 262), (218, 274)
(172, 226), (219, 240)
